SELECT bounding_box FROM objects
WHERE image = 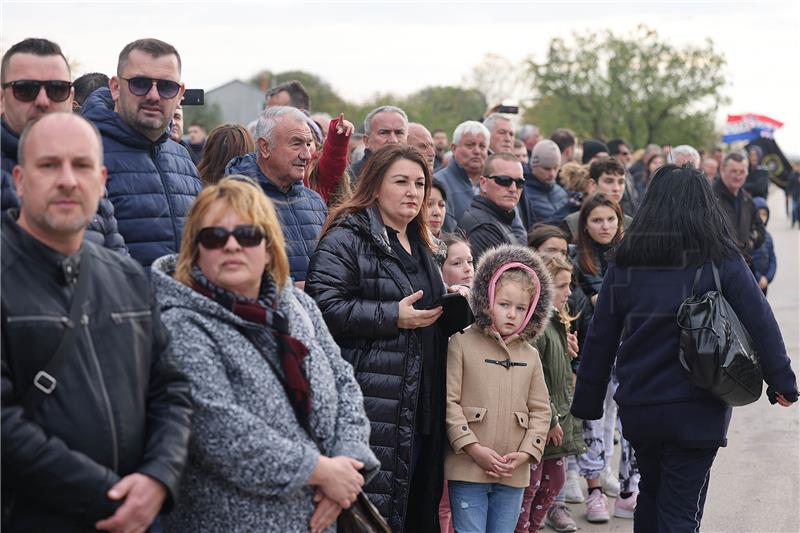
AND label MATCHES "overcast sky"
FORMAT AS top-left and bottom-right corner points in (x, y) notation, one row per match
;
(3, 0), (798, 156)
